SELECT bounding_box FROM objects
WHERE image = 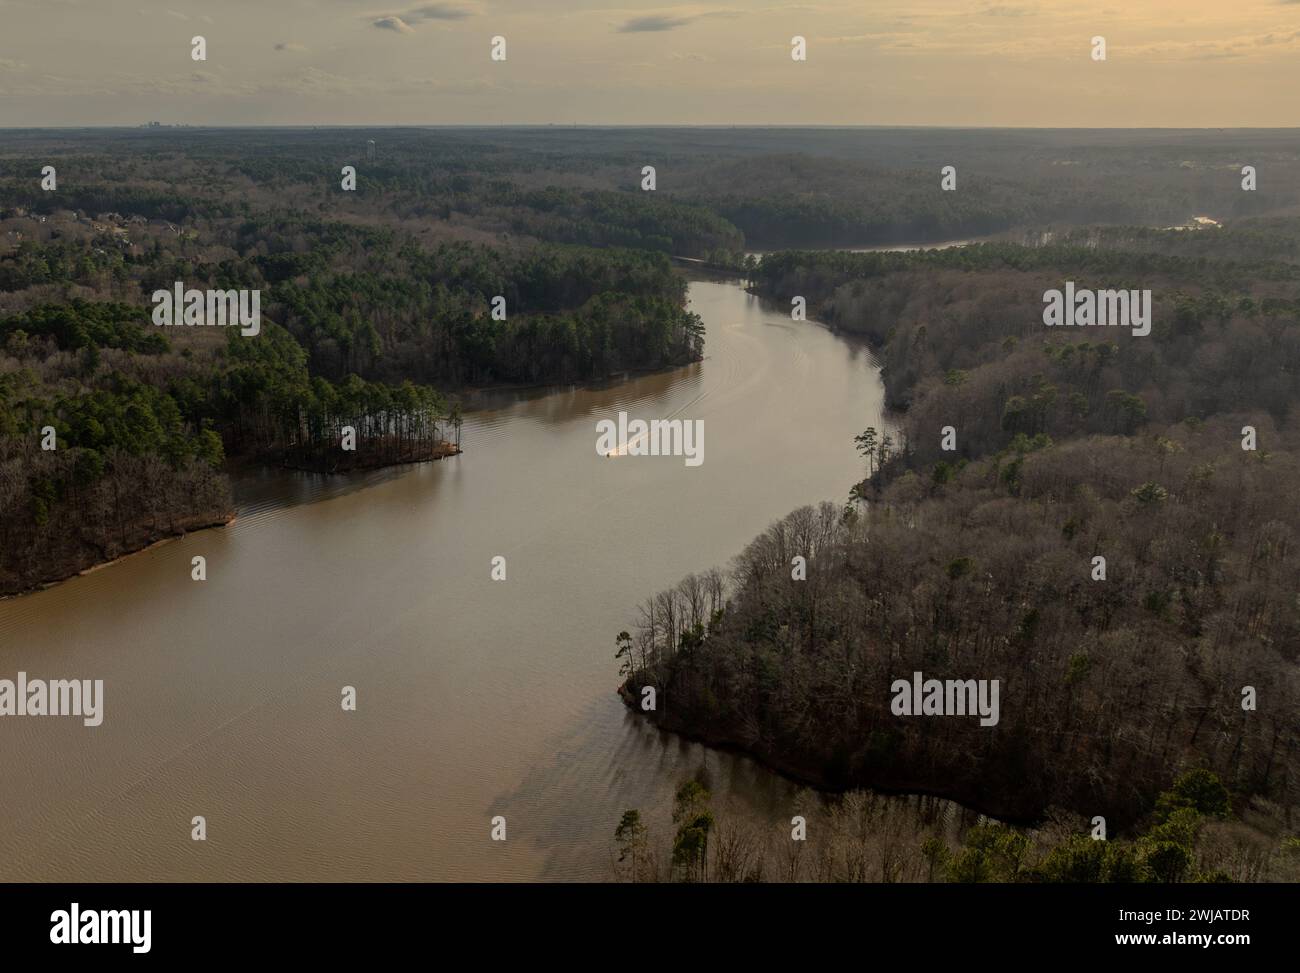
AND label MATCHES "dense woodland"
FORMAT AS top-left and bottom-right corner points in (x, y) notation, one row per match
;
(0, 130), (723, 595)
(619, 215), (1300, 875)
(0, 227), (702, 593)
